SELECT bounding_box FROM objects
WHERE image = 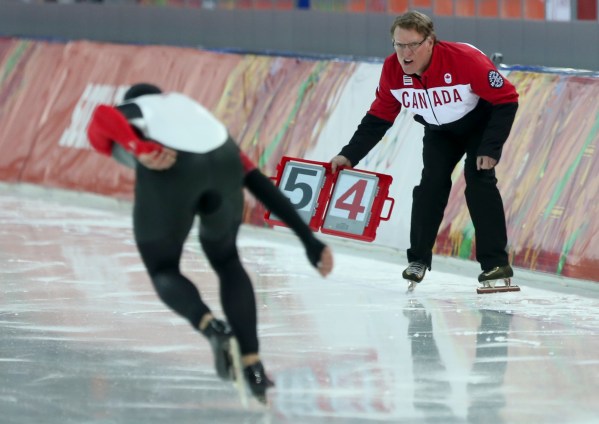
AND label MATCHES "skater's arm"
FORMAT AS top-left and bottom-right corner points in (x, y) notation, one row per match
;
(137, 148), (177, 170)
(87, 105), (163, 157)
(88, 104), (177, 170)
(107, 132), (176, 171)
(244, 168), (332, 275)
